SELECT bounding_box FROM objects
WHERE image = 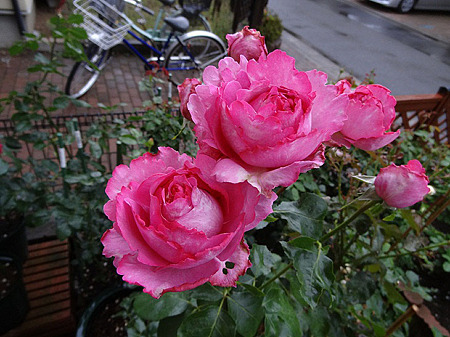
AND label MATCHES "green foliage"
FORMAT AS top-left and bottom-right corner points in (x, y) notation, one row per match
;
(259, 11), (283, 47)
